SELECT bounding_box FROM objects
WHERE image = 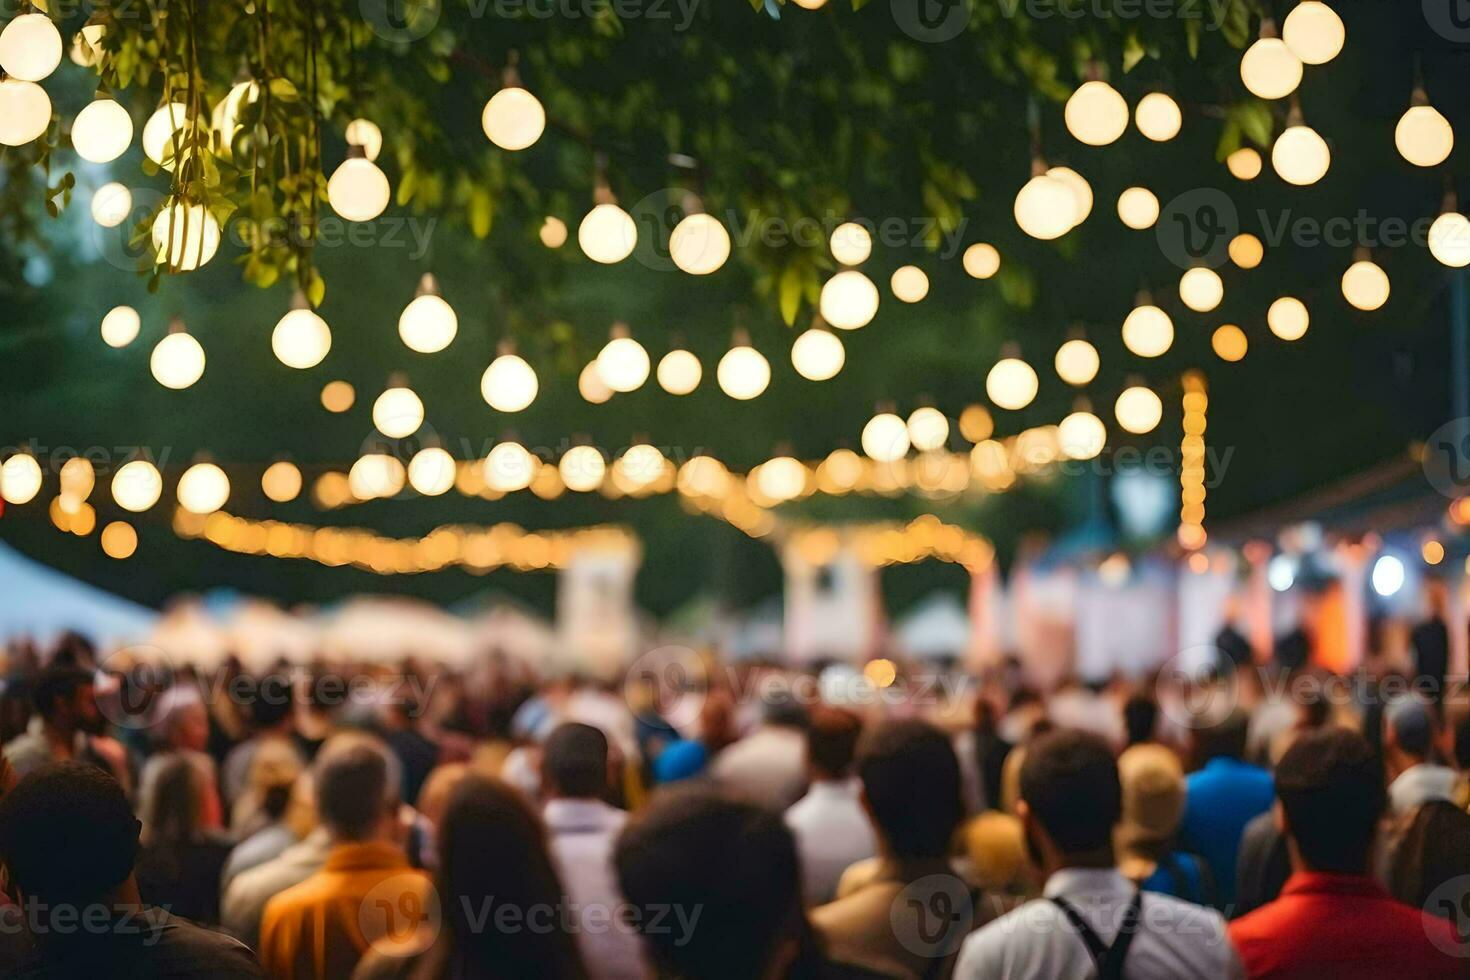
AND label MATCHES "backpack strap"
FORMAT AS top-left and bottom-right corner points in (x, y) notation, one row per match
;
(1050, 889), (1145, 980)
